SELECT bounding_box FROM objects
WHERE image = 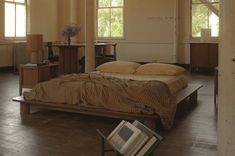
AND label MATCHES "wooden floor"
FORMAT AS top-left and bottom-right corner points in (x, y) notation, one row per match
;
(0, 72), (217, 156)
